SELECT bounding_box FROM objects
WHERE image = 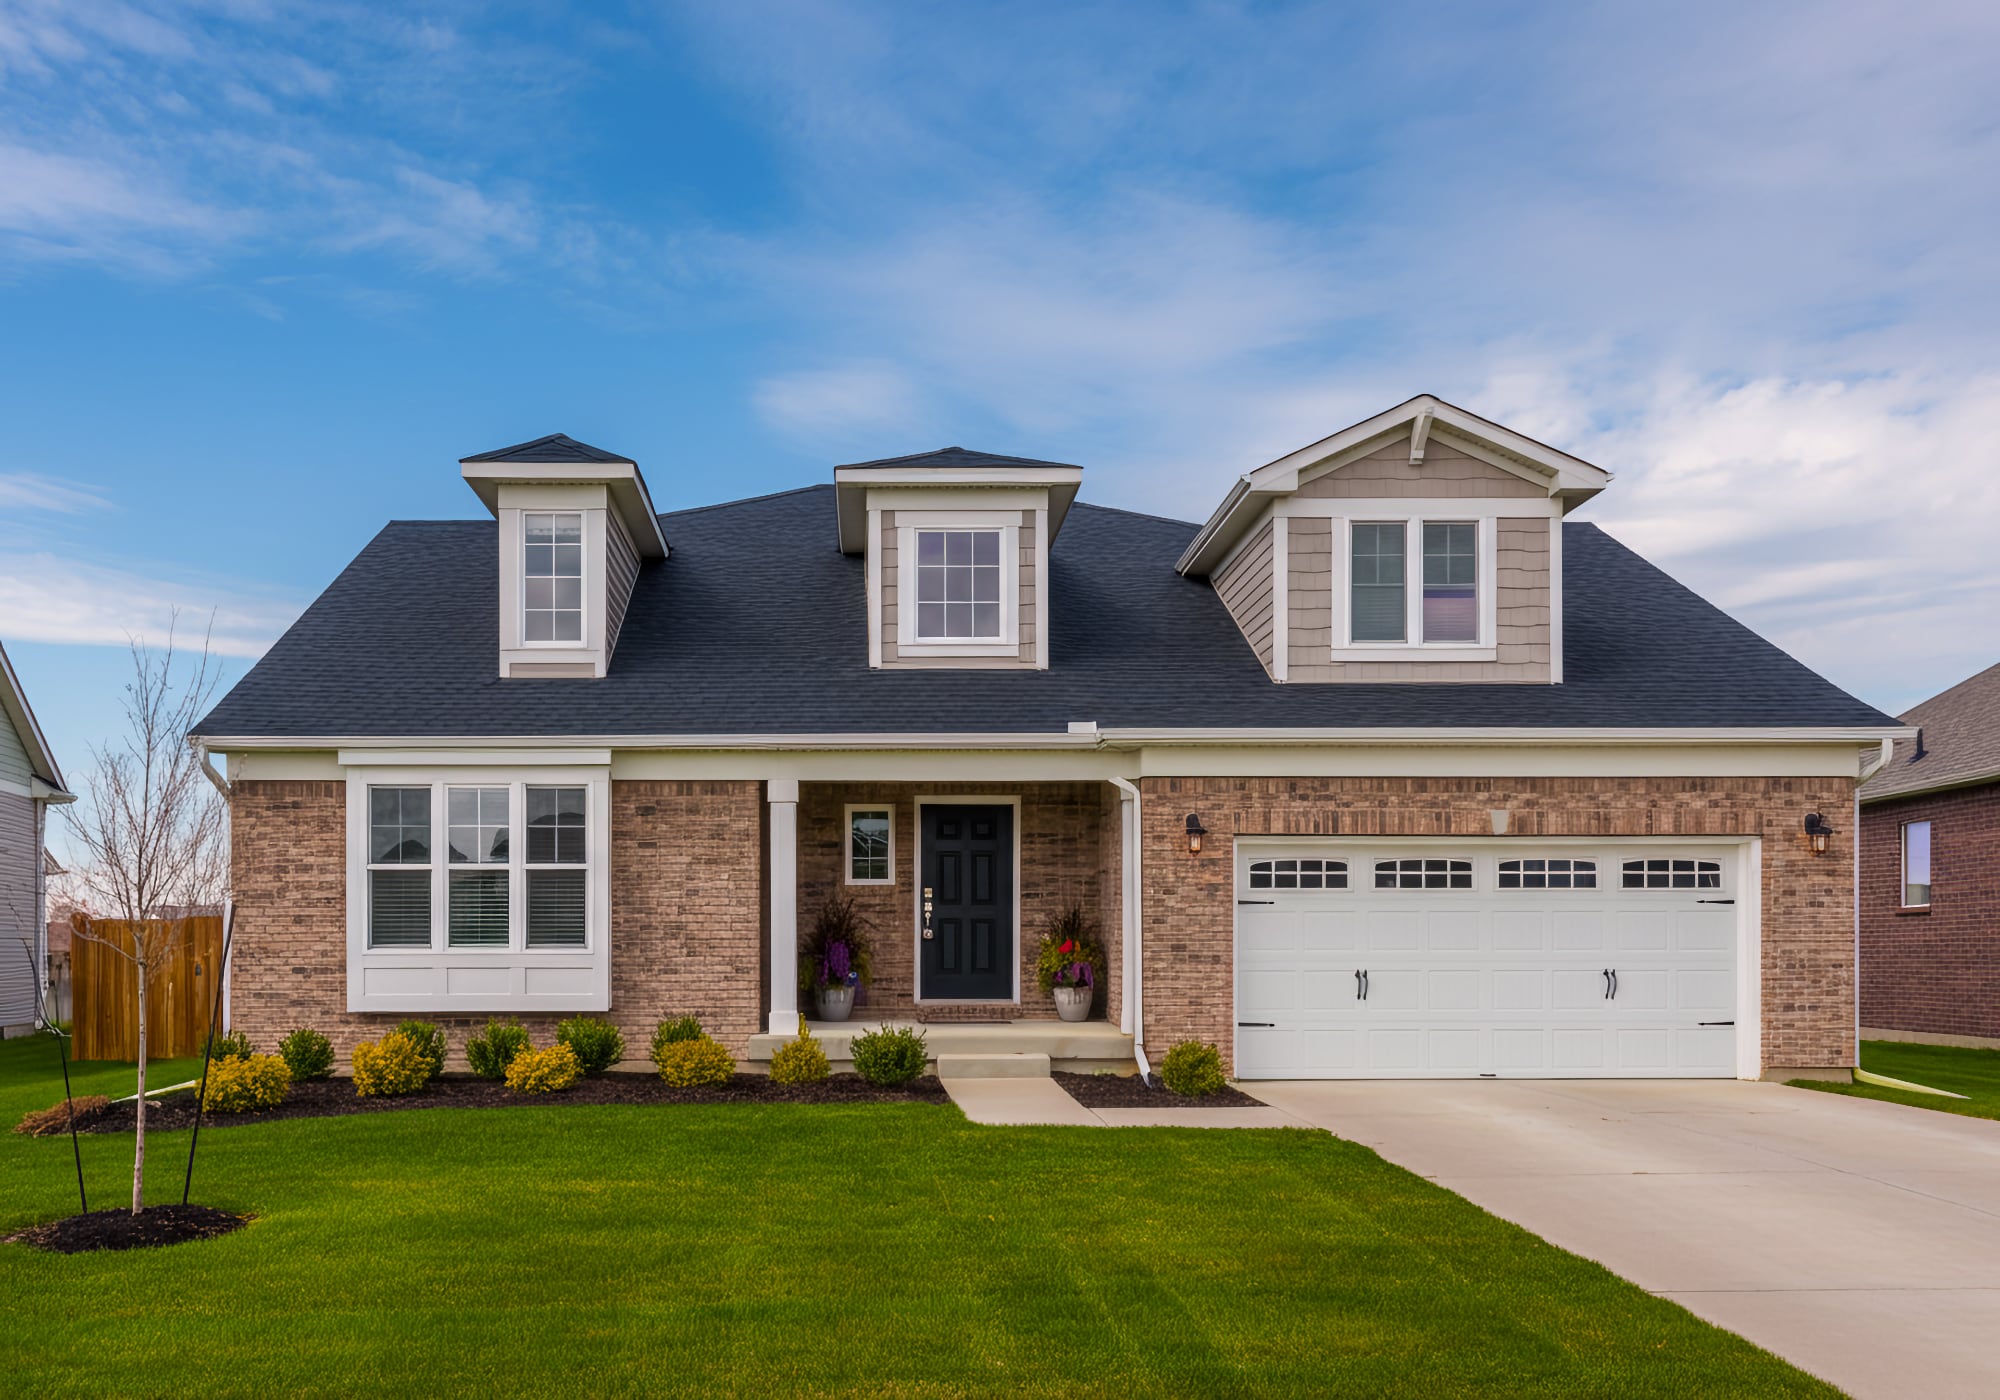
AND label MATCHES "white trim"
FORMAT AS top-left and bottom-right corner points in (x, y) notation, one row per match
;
(1275, 496), (1562, 522)
(894, 520), (1021, 652)
(1336, 514), (1494, 656)
(1034, 506), (1049, 670)
(1110, 777), (1141, 1041)
(1327, 647), (1499, 664)
(340, 749), (612, 767)
(1741, 838), (1764, 1079)
(1271, 515), (1289, 682)
(839, 467), (1082, 487)
(461, 458), (668, 559)
(842, 803), (895, 886)
(866, 488), (1053, 513)
(1409, 407), (1433, 463)
(0, 639), (67, 794)
(912, 796), (1023, 1005)
(866, 508), (883, 669)
(344, 764), (611, 1013)
(768, 779), (800, 1035)
(1548, 514), (1565, 684)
